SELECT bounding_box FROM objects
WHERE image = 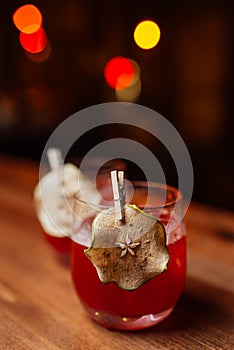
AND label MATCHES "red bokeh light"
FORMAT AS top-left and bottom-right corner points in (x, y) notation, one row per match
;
(19, 27), (47, 54)
(104, 56), (134, 90)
